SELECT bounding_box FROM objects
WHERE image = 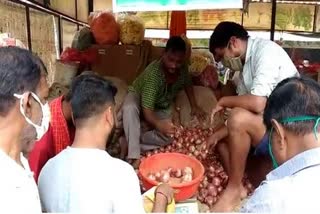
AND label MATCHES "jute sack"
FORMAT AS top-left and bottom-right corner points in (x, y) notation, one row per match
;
(175, 86), (224, 129)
